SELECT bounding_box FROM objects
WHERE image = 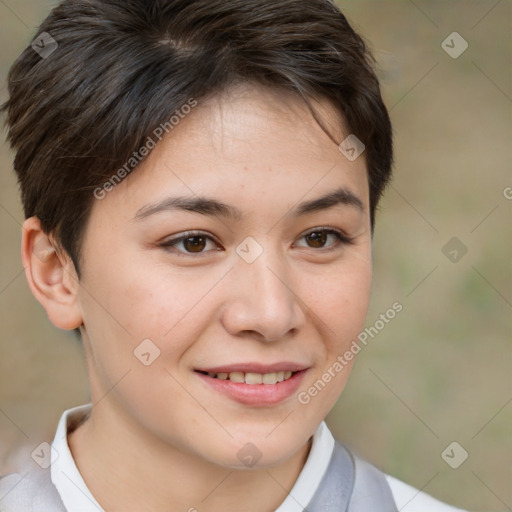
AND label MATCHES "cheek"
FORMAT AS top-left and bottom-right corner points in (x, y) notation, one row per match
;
(78, 252), (229, 371)
(304, 256), (372, 347)
(81, 249), (181, 335)
(295, 261), (371, 419)
(115, 267), (228, 341)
